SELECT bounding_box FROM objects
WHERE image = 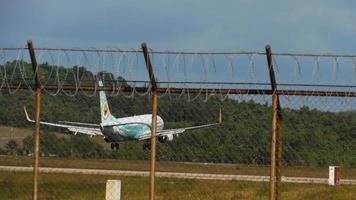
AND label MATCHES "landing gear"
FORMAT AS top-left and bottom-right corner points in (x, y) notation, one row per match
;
(143, 140), (151, 150)
(111, 143), (120, 150)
